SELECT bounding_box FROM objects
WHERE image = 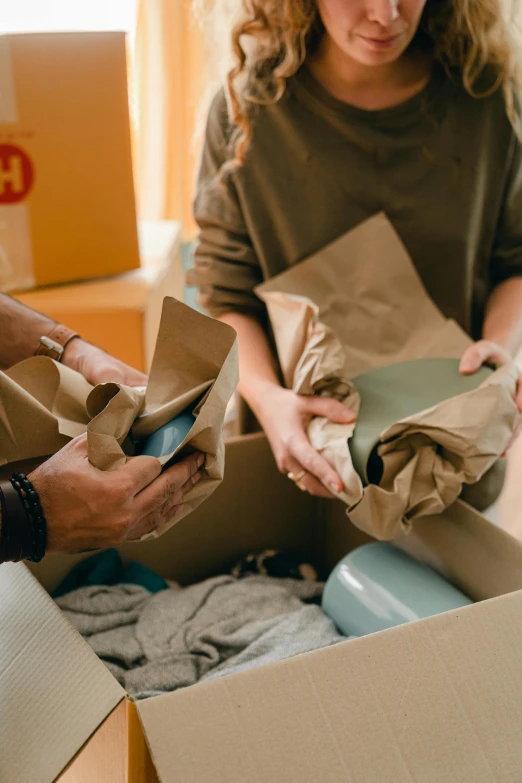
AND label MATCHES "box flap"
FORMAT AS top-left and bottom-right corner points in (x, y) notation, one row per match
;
(0, 563), (125, 783)
(321, 497), (522, 601)
(398, 499), (522, 600)
(138, 590), (522, 782)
